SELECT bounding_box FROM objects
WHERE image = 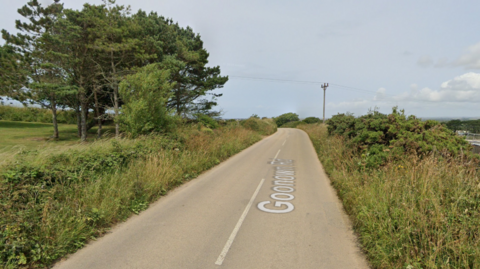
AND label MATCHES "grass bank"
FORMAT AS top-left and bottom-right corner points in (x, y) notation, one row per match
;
(299, 124), (480, 269)
(0, 120), (275, 268)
